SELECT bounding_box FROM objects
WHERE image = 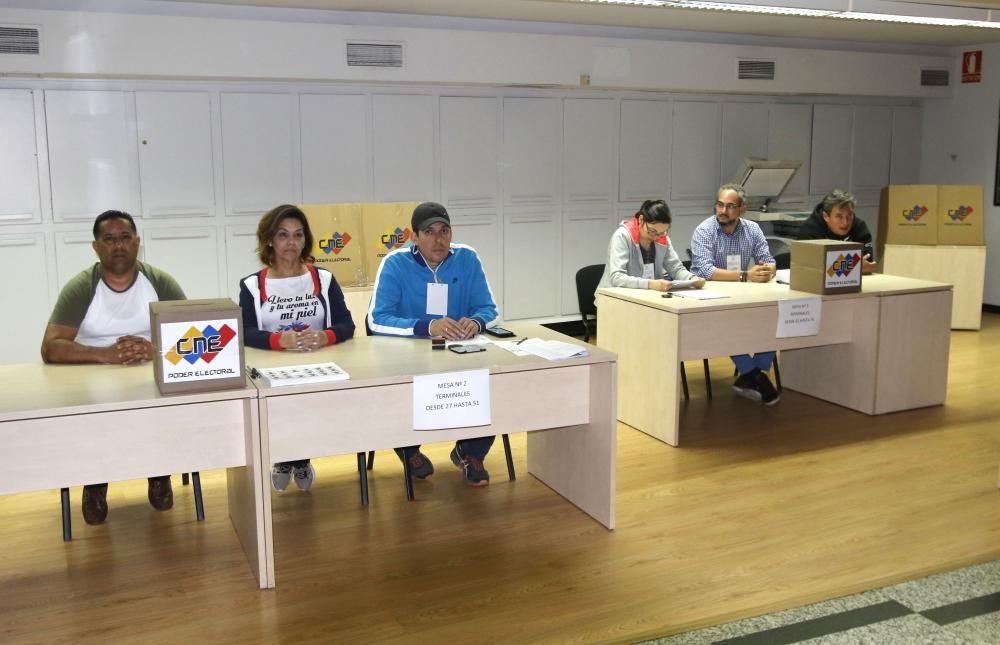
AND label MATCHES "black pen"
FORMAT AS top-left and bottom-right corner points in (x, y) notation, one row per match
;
(515, 338), (526, 345)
